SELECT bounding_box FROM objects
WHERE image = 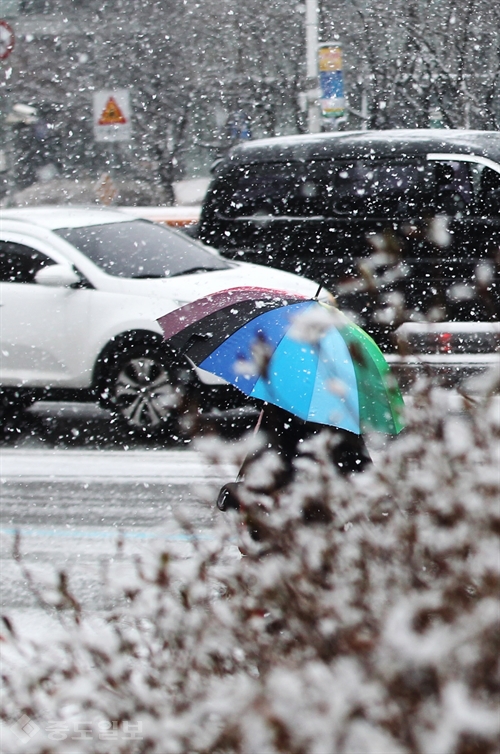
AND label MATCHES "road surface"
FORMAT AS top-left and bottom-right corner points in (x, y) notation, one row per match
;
(0, 441), (238, 630)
